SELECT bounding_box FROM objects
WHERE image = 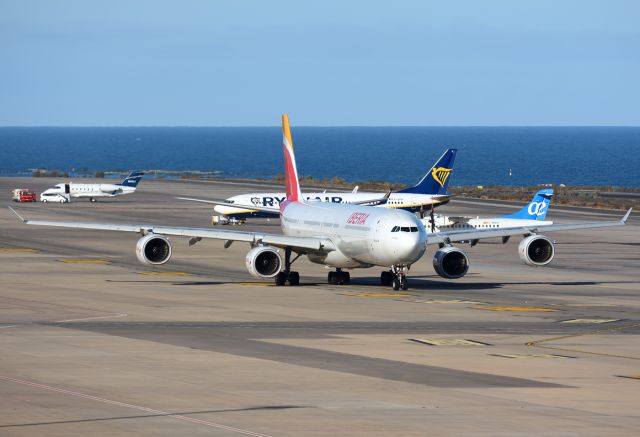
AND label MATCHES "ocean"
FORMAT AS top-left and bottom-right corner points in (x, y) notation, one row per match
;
(1, 127), (639, 187)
